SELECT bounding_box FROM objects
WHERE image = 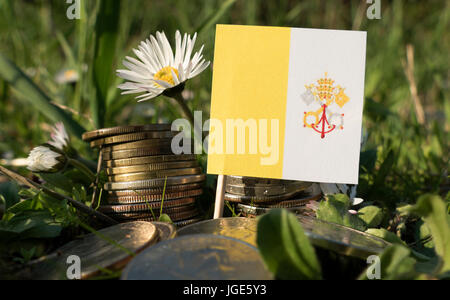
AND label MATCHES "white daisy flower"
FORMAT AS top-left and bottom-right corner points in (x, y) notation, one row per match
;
(117, 30), (210, 102)
(55, 69), (79, 84)
(48, 122), (70, 151)
(26, 146), (66, 173)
